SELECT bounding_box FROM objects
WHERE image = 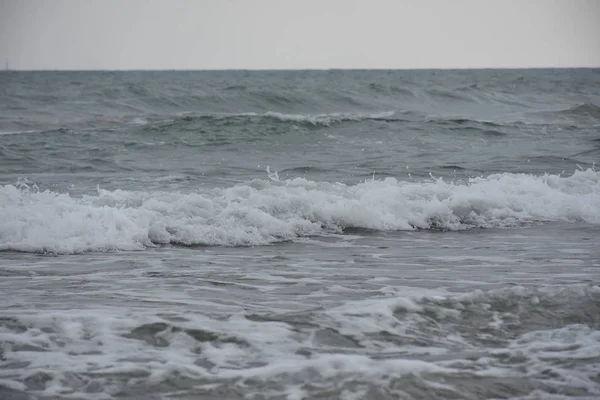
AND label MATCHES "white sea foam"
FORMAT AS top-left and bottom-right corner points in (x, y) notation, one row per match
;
(1, 285), (598, 398)
(0, 129), (39, 136)
(0, 169), (599, 254)
(236, 110), (396, 126)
